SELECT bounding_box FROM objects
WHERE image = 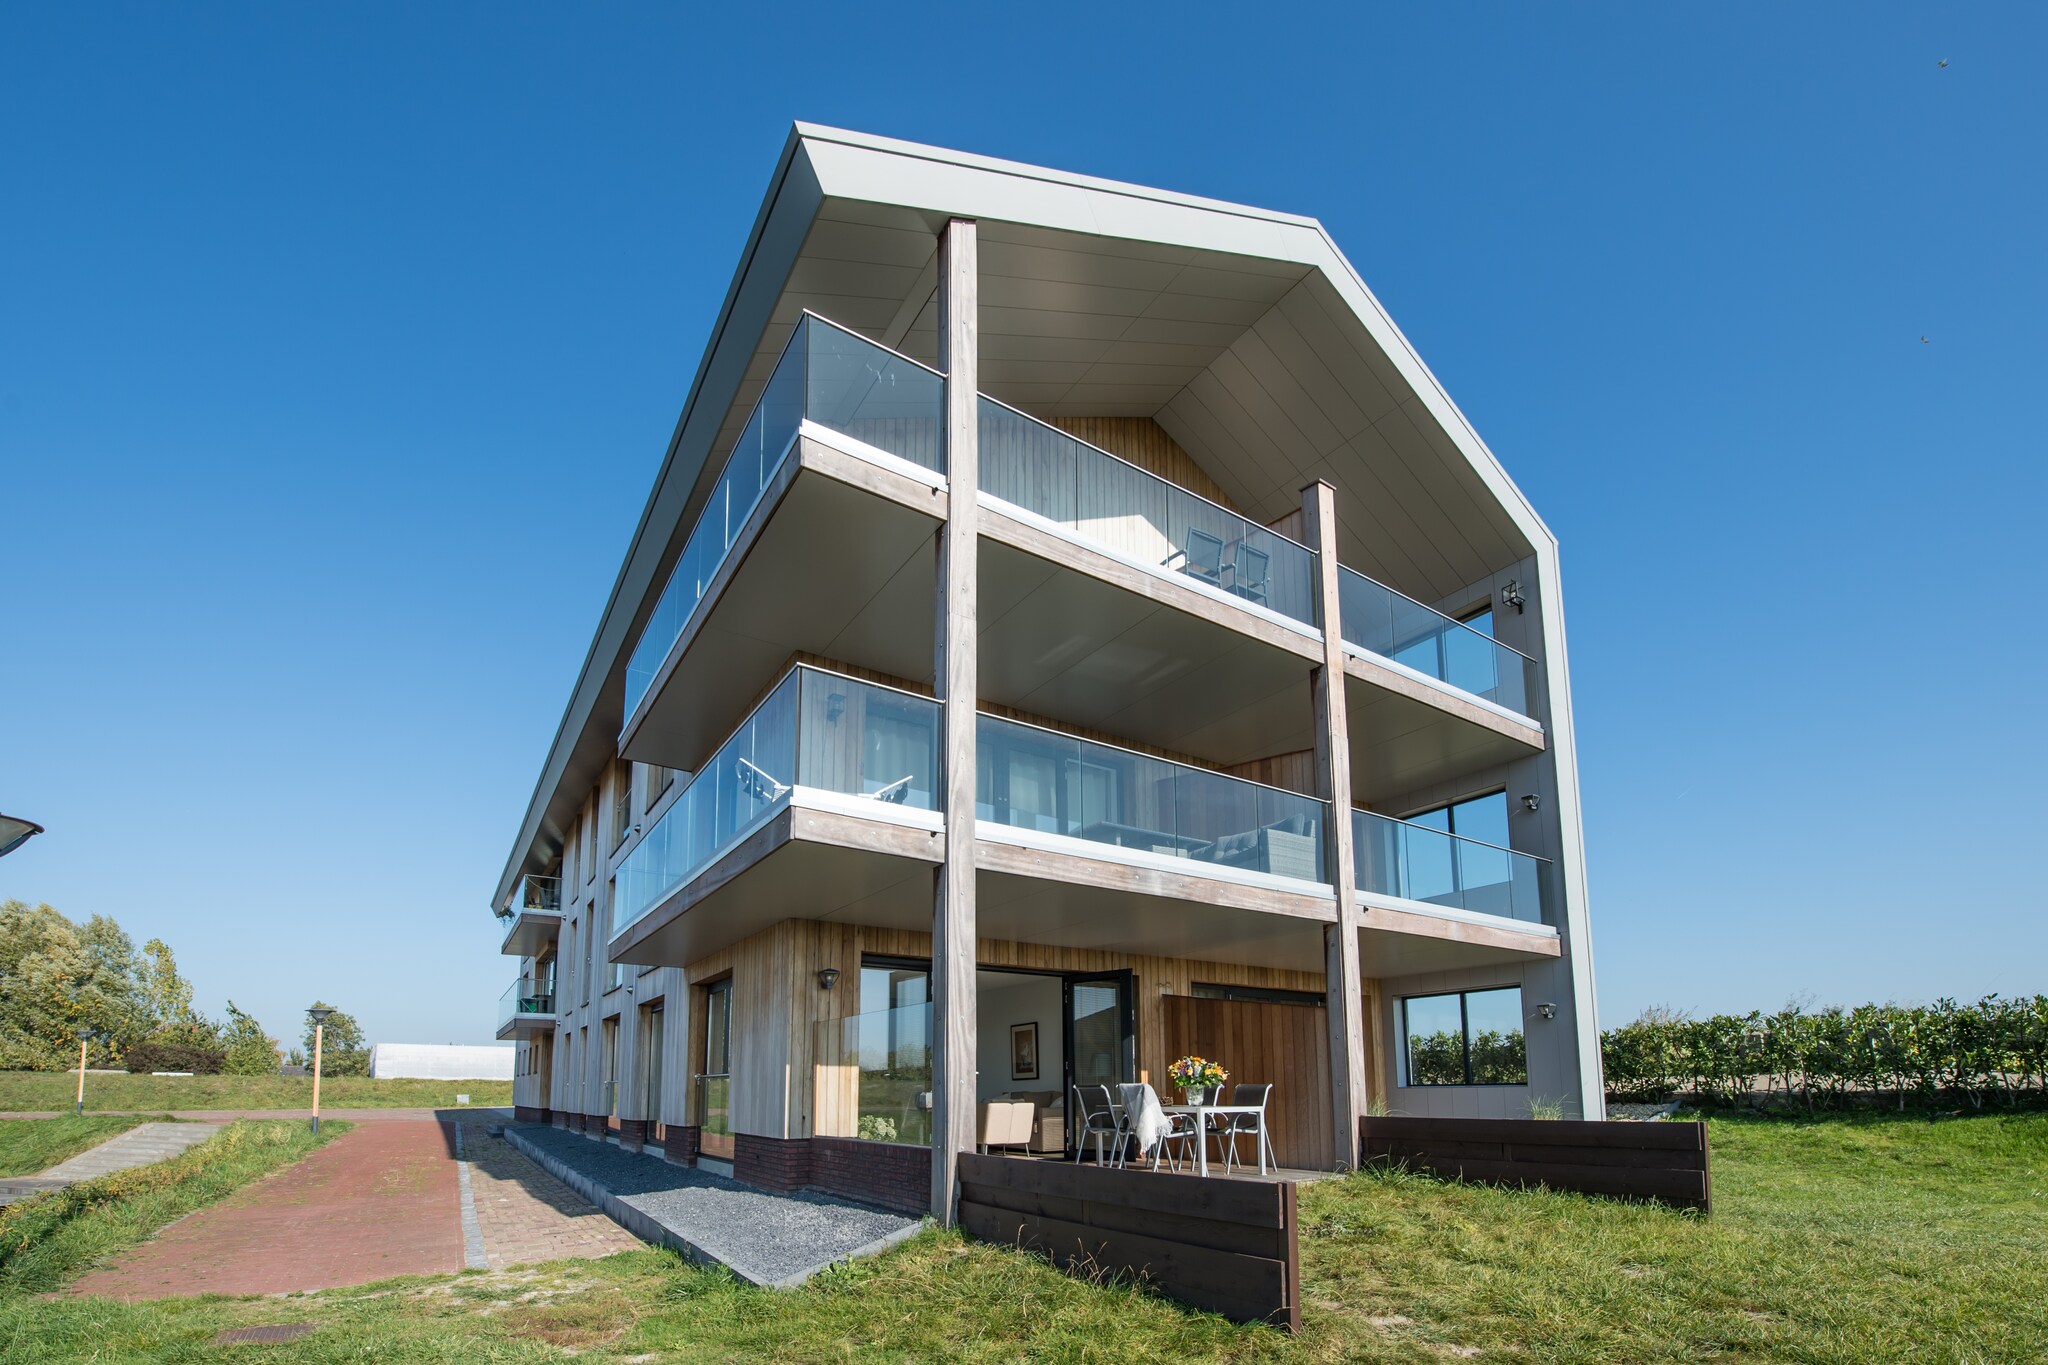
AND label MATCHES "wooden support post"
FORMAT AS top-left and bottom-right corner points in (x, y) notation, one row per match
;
(1303, 481), (1367, 1169)
(931, 217), (980, 1224)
